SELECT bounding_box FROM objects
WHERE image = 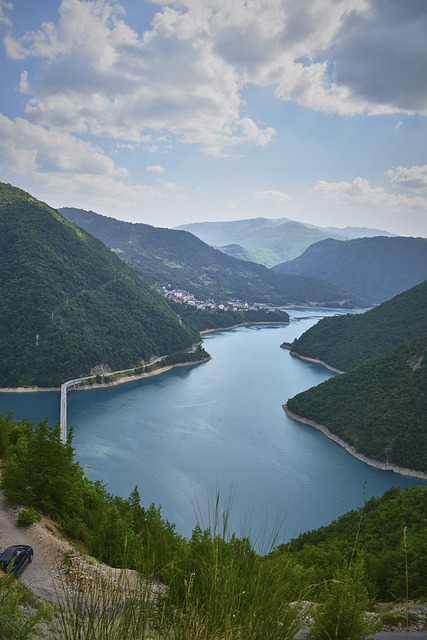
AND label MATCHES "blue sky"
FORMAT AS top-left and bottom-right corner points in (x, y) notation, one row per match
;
(0, 0), (426, 236)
